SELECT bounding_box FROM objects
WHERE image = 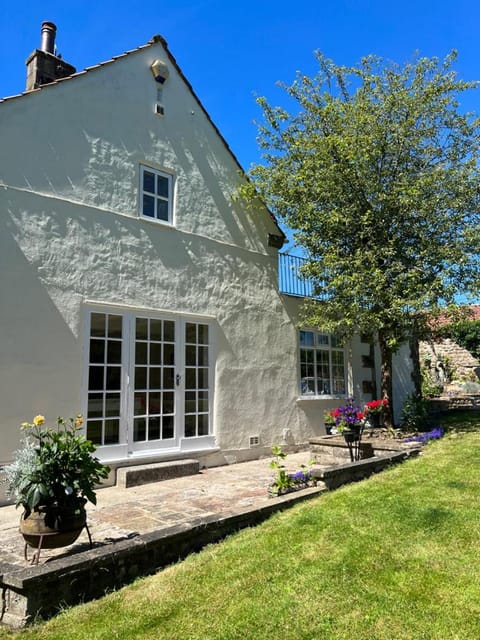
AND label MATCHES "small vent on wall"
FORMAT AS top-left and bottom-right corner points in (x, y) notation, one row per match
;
(154, 103), (165, 116)
(249, 435), (260, 447)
